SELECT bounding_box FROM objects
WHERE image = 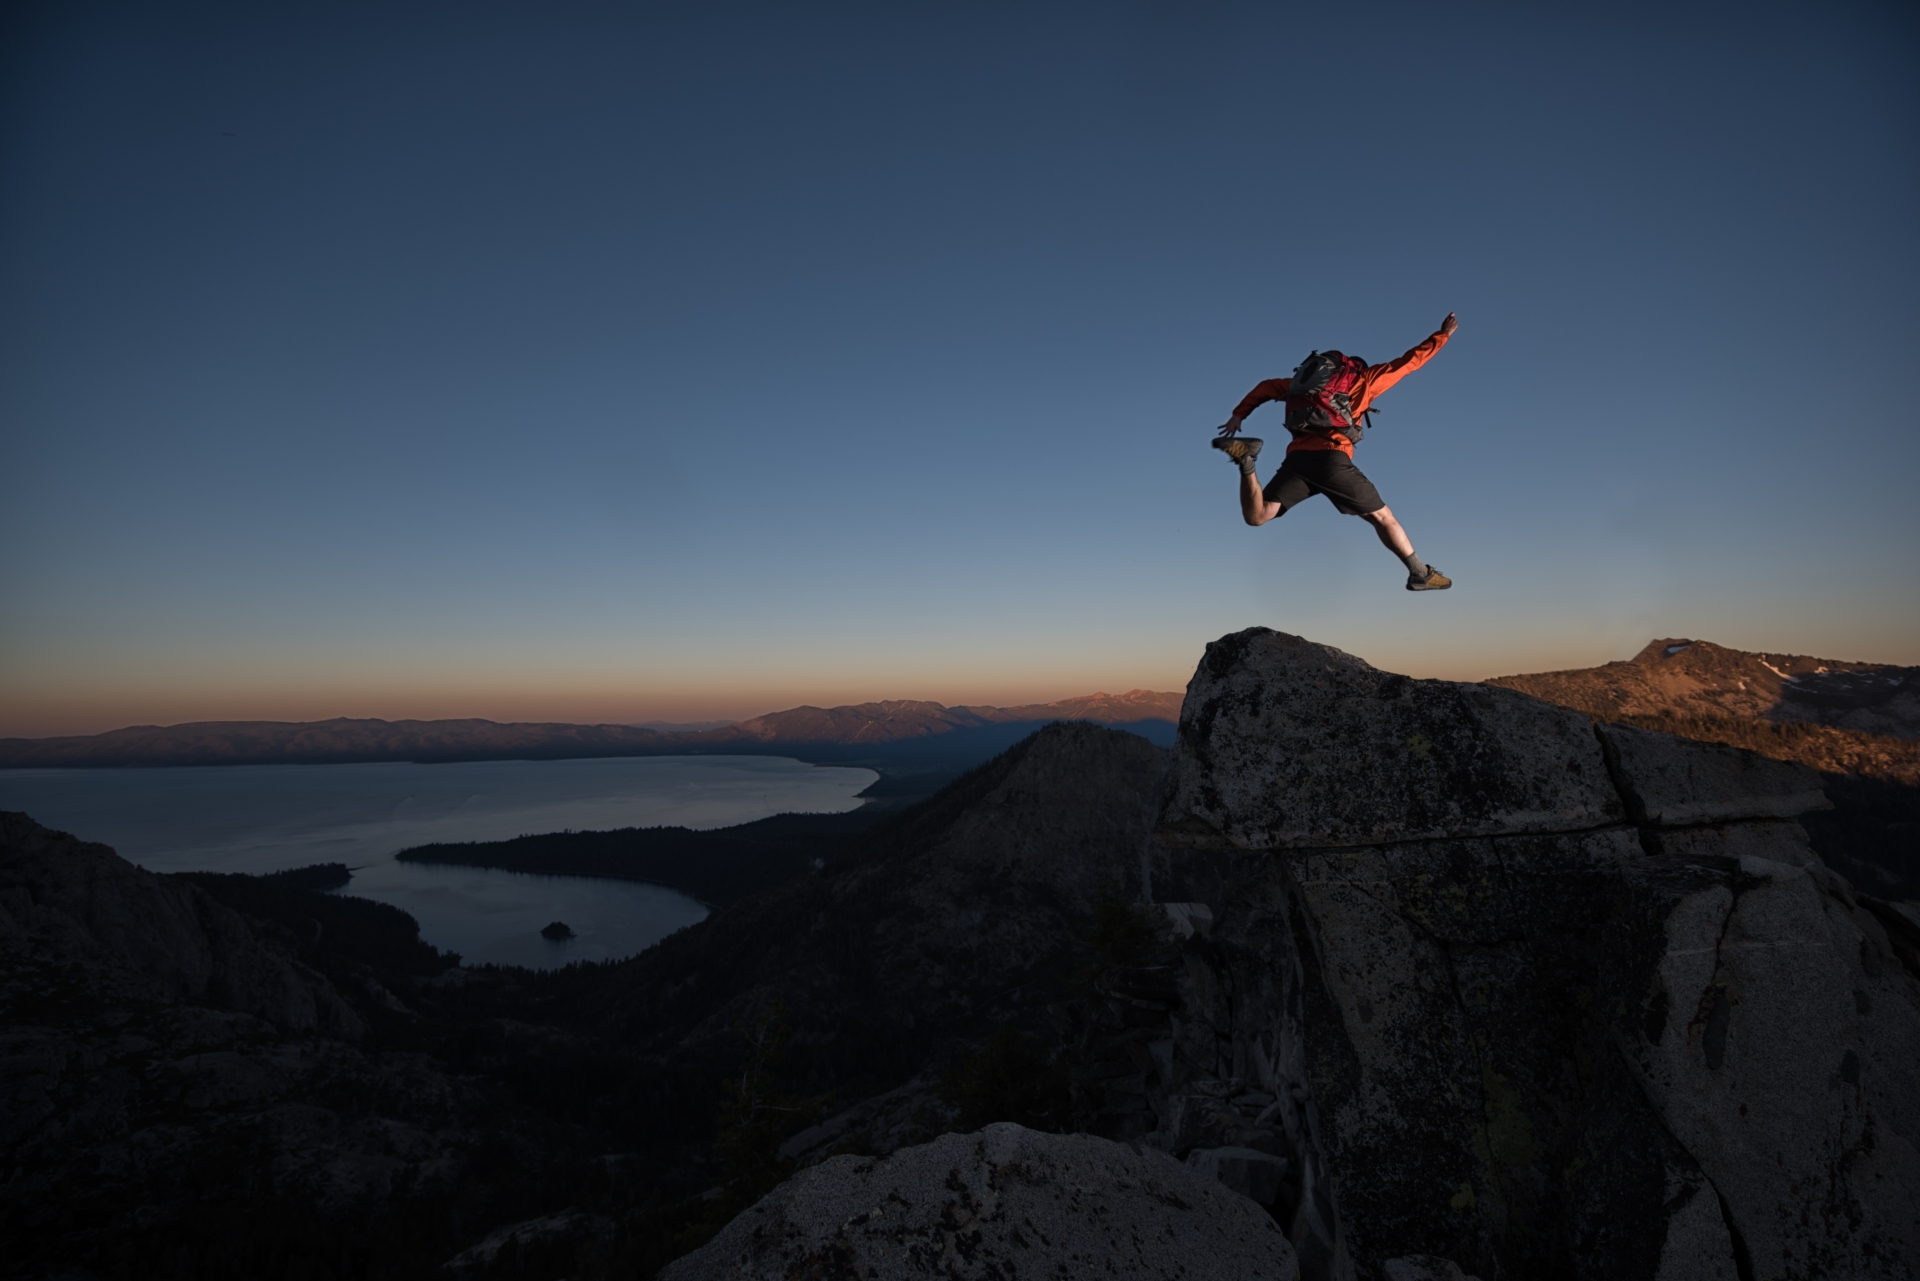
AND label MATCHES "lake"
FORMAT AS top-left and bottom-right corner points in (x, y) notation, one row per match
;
(0, 755), (876, 969)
